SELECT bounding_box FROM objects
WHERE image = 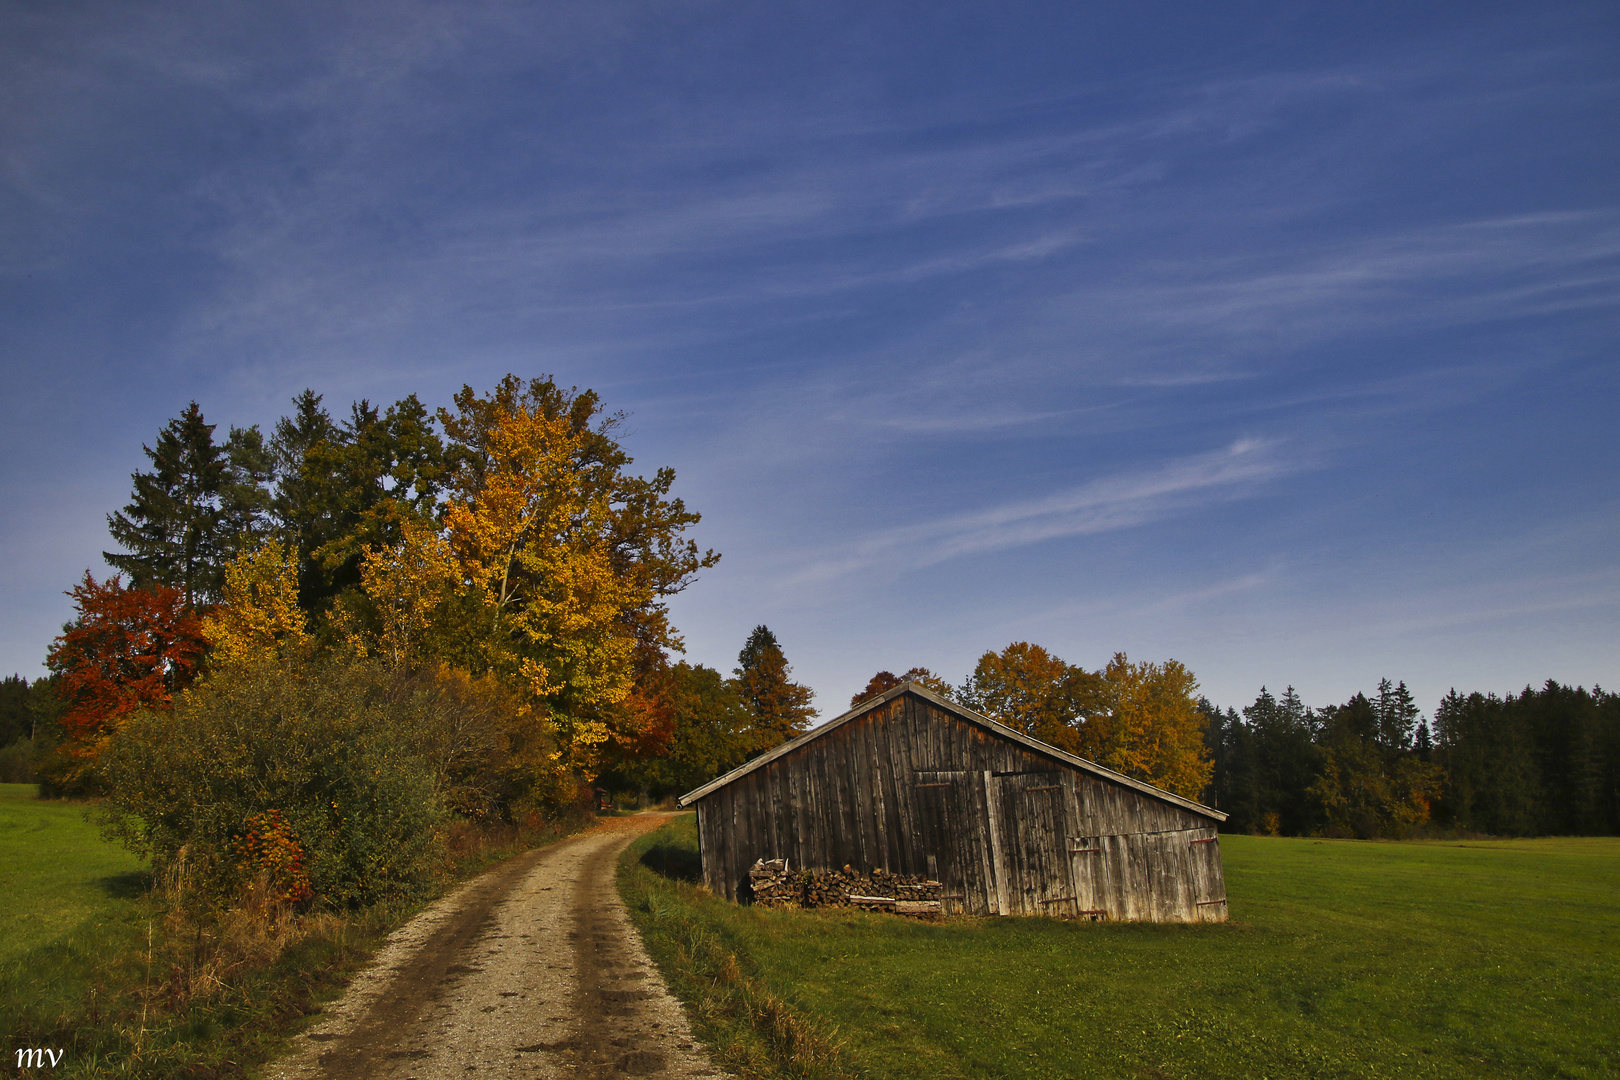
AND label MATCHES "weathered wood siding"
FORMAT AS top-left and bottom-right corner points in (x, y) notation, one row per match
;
(693, 692), (1227, 922)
